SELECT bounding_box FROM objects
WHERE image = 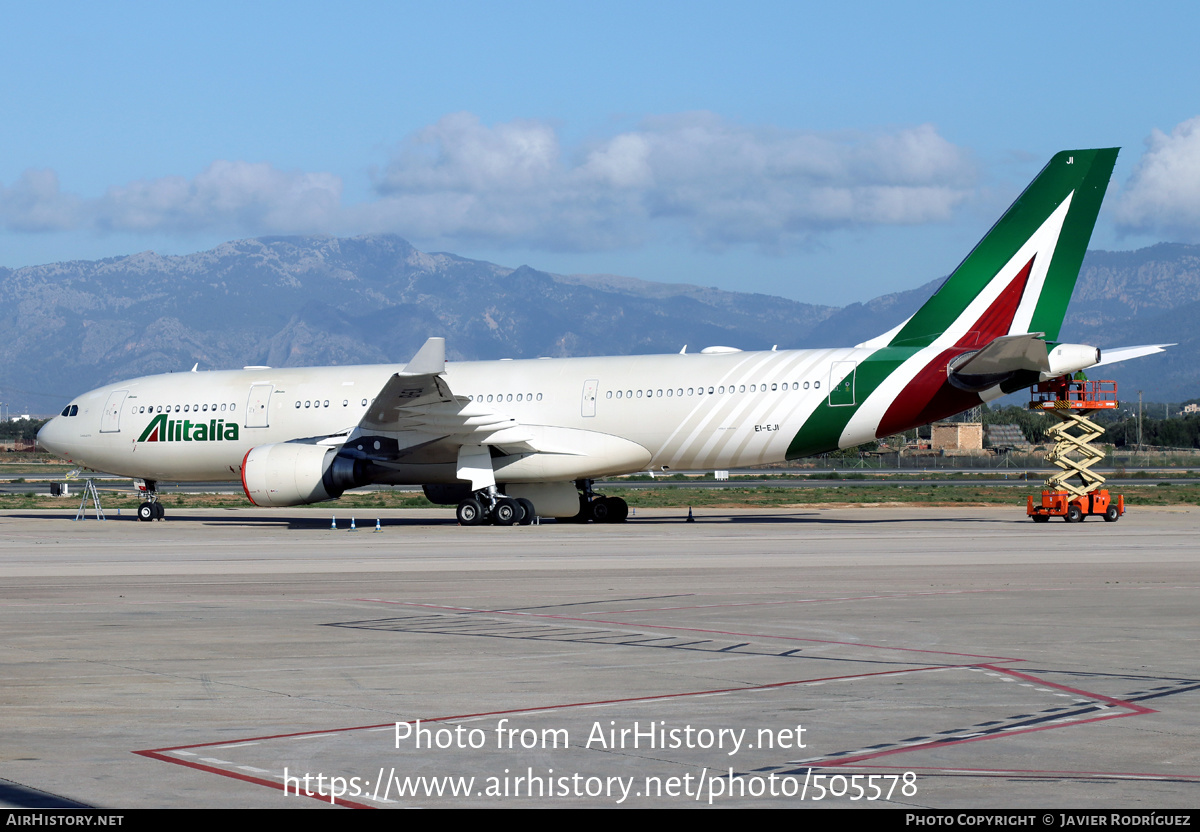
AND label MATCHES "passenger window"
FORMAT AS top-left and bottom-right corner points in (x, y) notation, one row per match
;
(295, 402), (301, 408)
